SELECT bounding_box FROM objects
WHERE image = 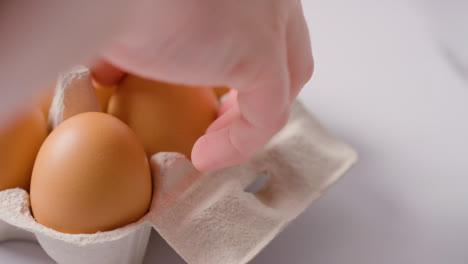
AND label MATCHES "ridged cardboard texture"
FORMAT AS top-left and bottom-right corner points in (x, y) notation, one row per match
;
(0, 67), (357, 263)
